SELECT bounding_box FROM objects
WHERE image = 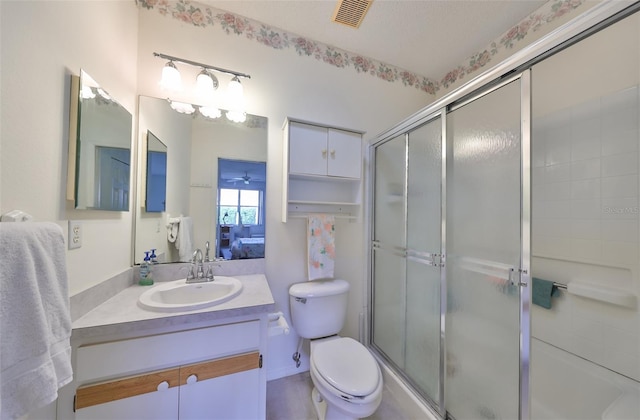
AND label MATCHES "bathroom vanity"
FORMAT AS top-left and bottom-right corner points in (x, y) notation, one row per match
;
(57, 273), (275, 420)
